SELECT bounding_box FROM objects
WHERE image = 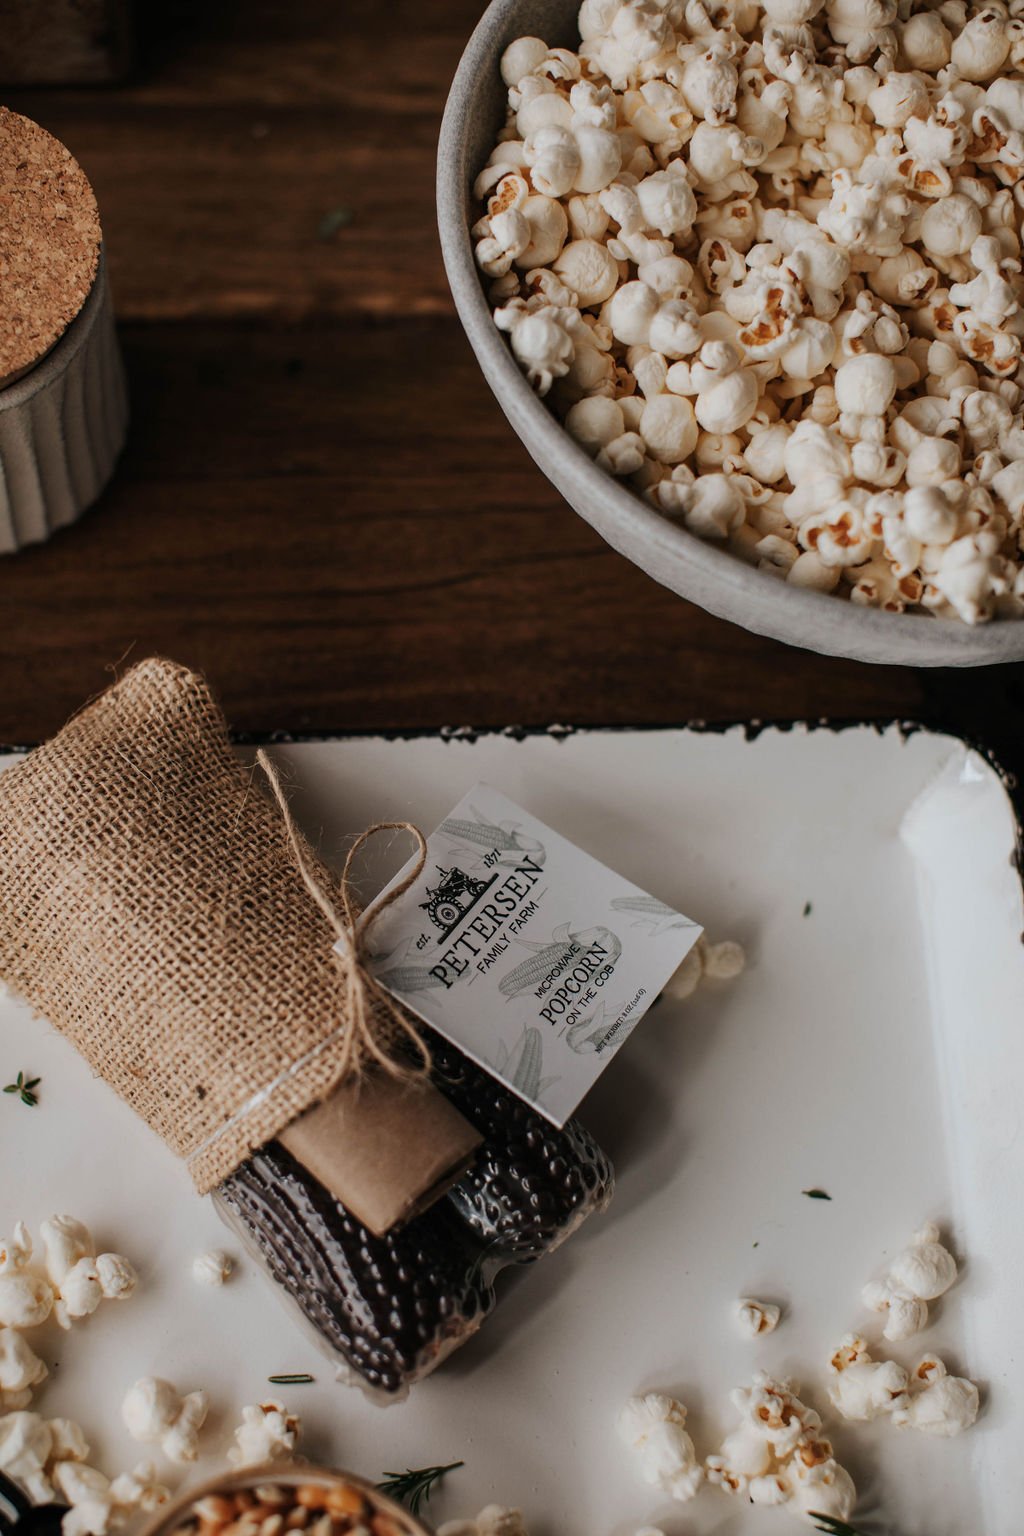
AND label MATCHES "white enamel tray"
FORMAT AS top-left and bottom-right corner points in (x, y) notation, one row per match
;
(2, 725), (1023, 1536)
